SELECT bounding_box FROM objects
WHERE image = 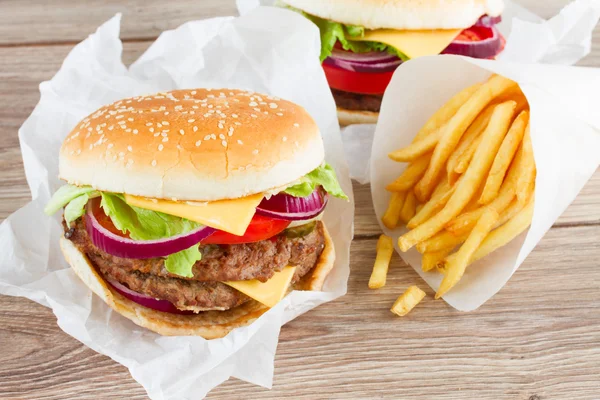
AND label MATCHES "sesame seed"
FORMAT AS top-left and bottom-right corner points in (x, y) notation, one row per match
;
(232, 114), (238, 118)
(179, 129), (185, 135)
(221, 140), (227, 147)
(146, 122), (153, 126)
(149, 128), (154, 133)
(157, 123), (162, 128)
(162, 121), (169, 126)
(276, 112), (283, 116)
(127, 146), (133, 152)
(282, 136), (287, 142)
(177, 145), (183, 150)
(219, 134), (225, 140)
(195, 140), (202, 147)
(107, 143), (114, 149)
(128, 118), (134, 122)
(204, 135), (211, 140)
(162, 137), (169, 142)
(253, 108), (261, 112)
(191, 90), (197, 95)
(118, 152), (125, 157)
(234, 122), (242, 126)
(237, 139), (243, 145)
(251, 114), (257, 118)
(158, 144), (164, 151)
(151, 160), (157, 167)
(193, 126), (198, 132)
(211, 134), (216, 140)
(293, 123), (300, 127)
(188, 119), (195, 123)
(133, 129), (138, 134)
(116, 115), (124, 119)
(252, 149), (259, 155)
(164, 111), (169, 115)
(218, 123), (224, 129)
(249, 101), (258, 107)
(269, 103), (278, 109)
